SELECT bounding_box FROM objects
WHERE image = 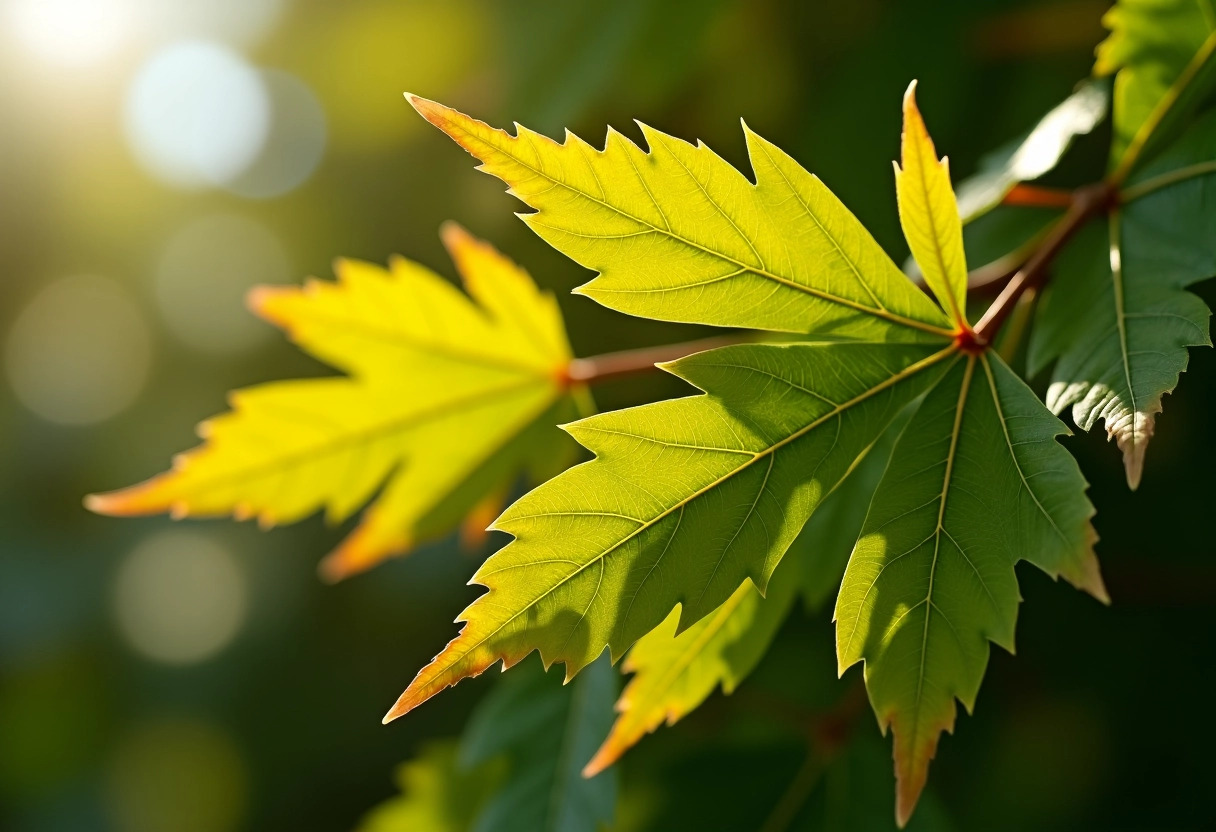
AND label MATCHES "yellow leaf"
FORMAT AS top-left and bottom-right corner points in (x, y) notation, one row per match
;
(87, 224), (585, 581)
(895, 81), (971, 334)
